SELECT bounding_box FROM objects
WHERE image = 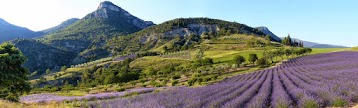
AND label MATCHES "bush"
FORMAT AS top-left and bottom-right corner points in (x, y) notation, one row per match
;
(172, 80), (179, 86)
(172, 75), (181, 79)
(332, 98), (348, 107)
(302, 100), (319, 108)
(248, 54), (258, 64)
(116, 88), (125, 92)
(234, 55), (246, 65)
(142, 84), (148, 87)
(188, 79), (196, 86)
(256, 58), (268, 67)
